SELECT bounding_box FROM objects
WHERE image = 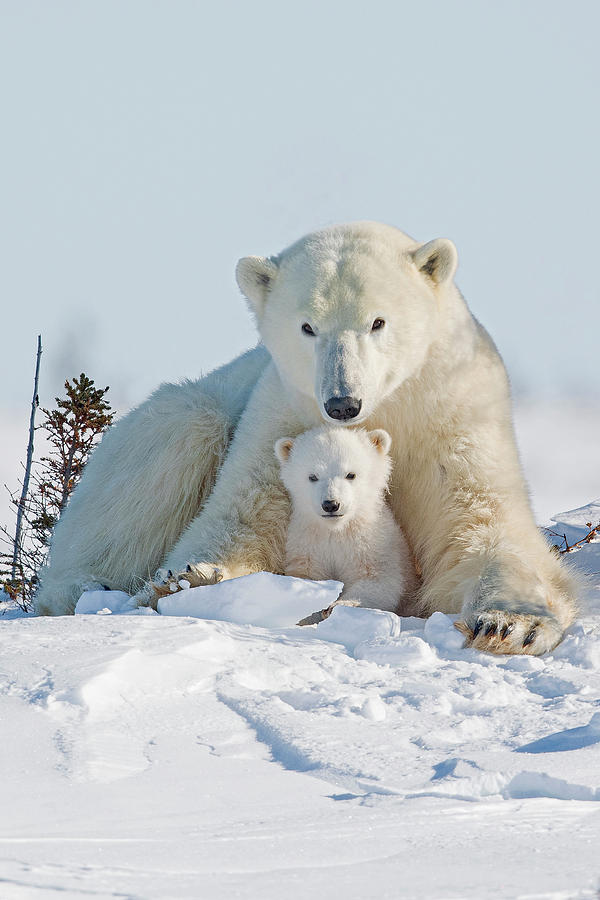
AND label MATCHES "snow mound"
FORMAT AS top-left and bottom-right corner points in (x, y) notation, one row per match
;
(552, 498), (600, 530)
(75, 588), (138, 615)
(157, 571), (342, 627)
